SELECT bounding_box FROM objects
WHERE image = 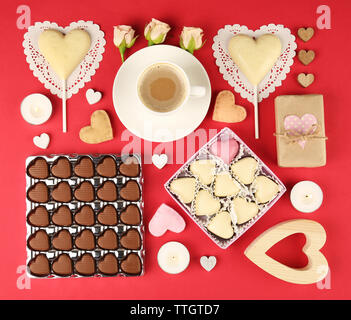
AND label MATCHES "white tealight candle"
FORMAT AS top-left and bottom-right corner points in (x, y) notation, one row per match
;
(21, 93), (52, 125)
(290, 181), (323, 213)
(157, 241), (190, 274)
